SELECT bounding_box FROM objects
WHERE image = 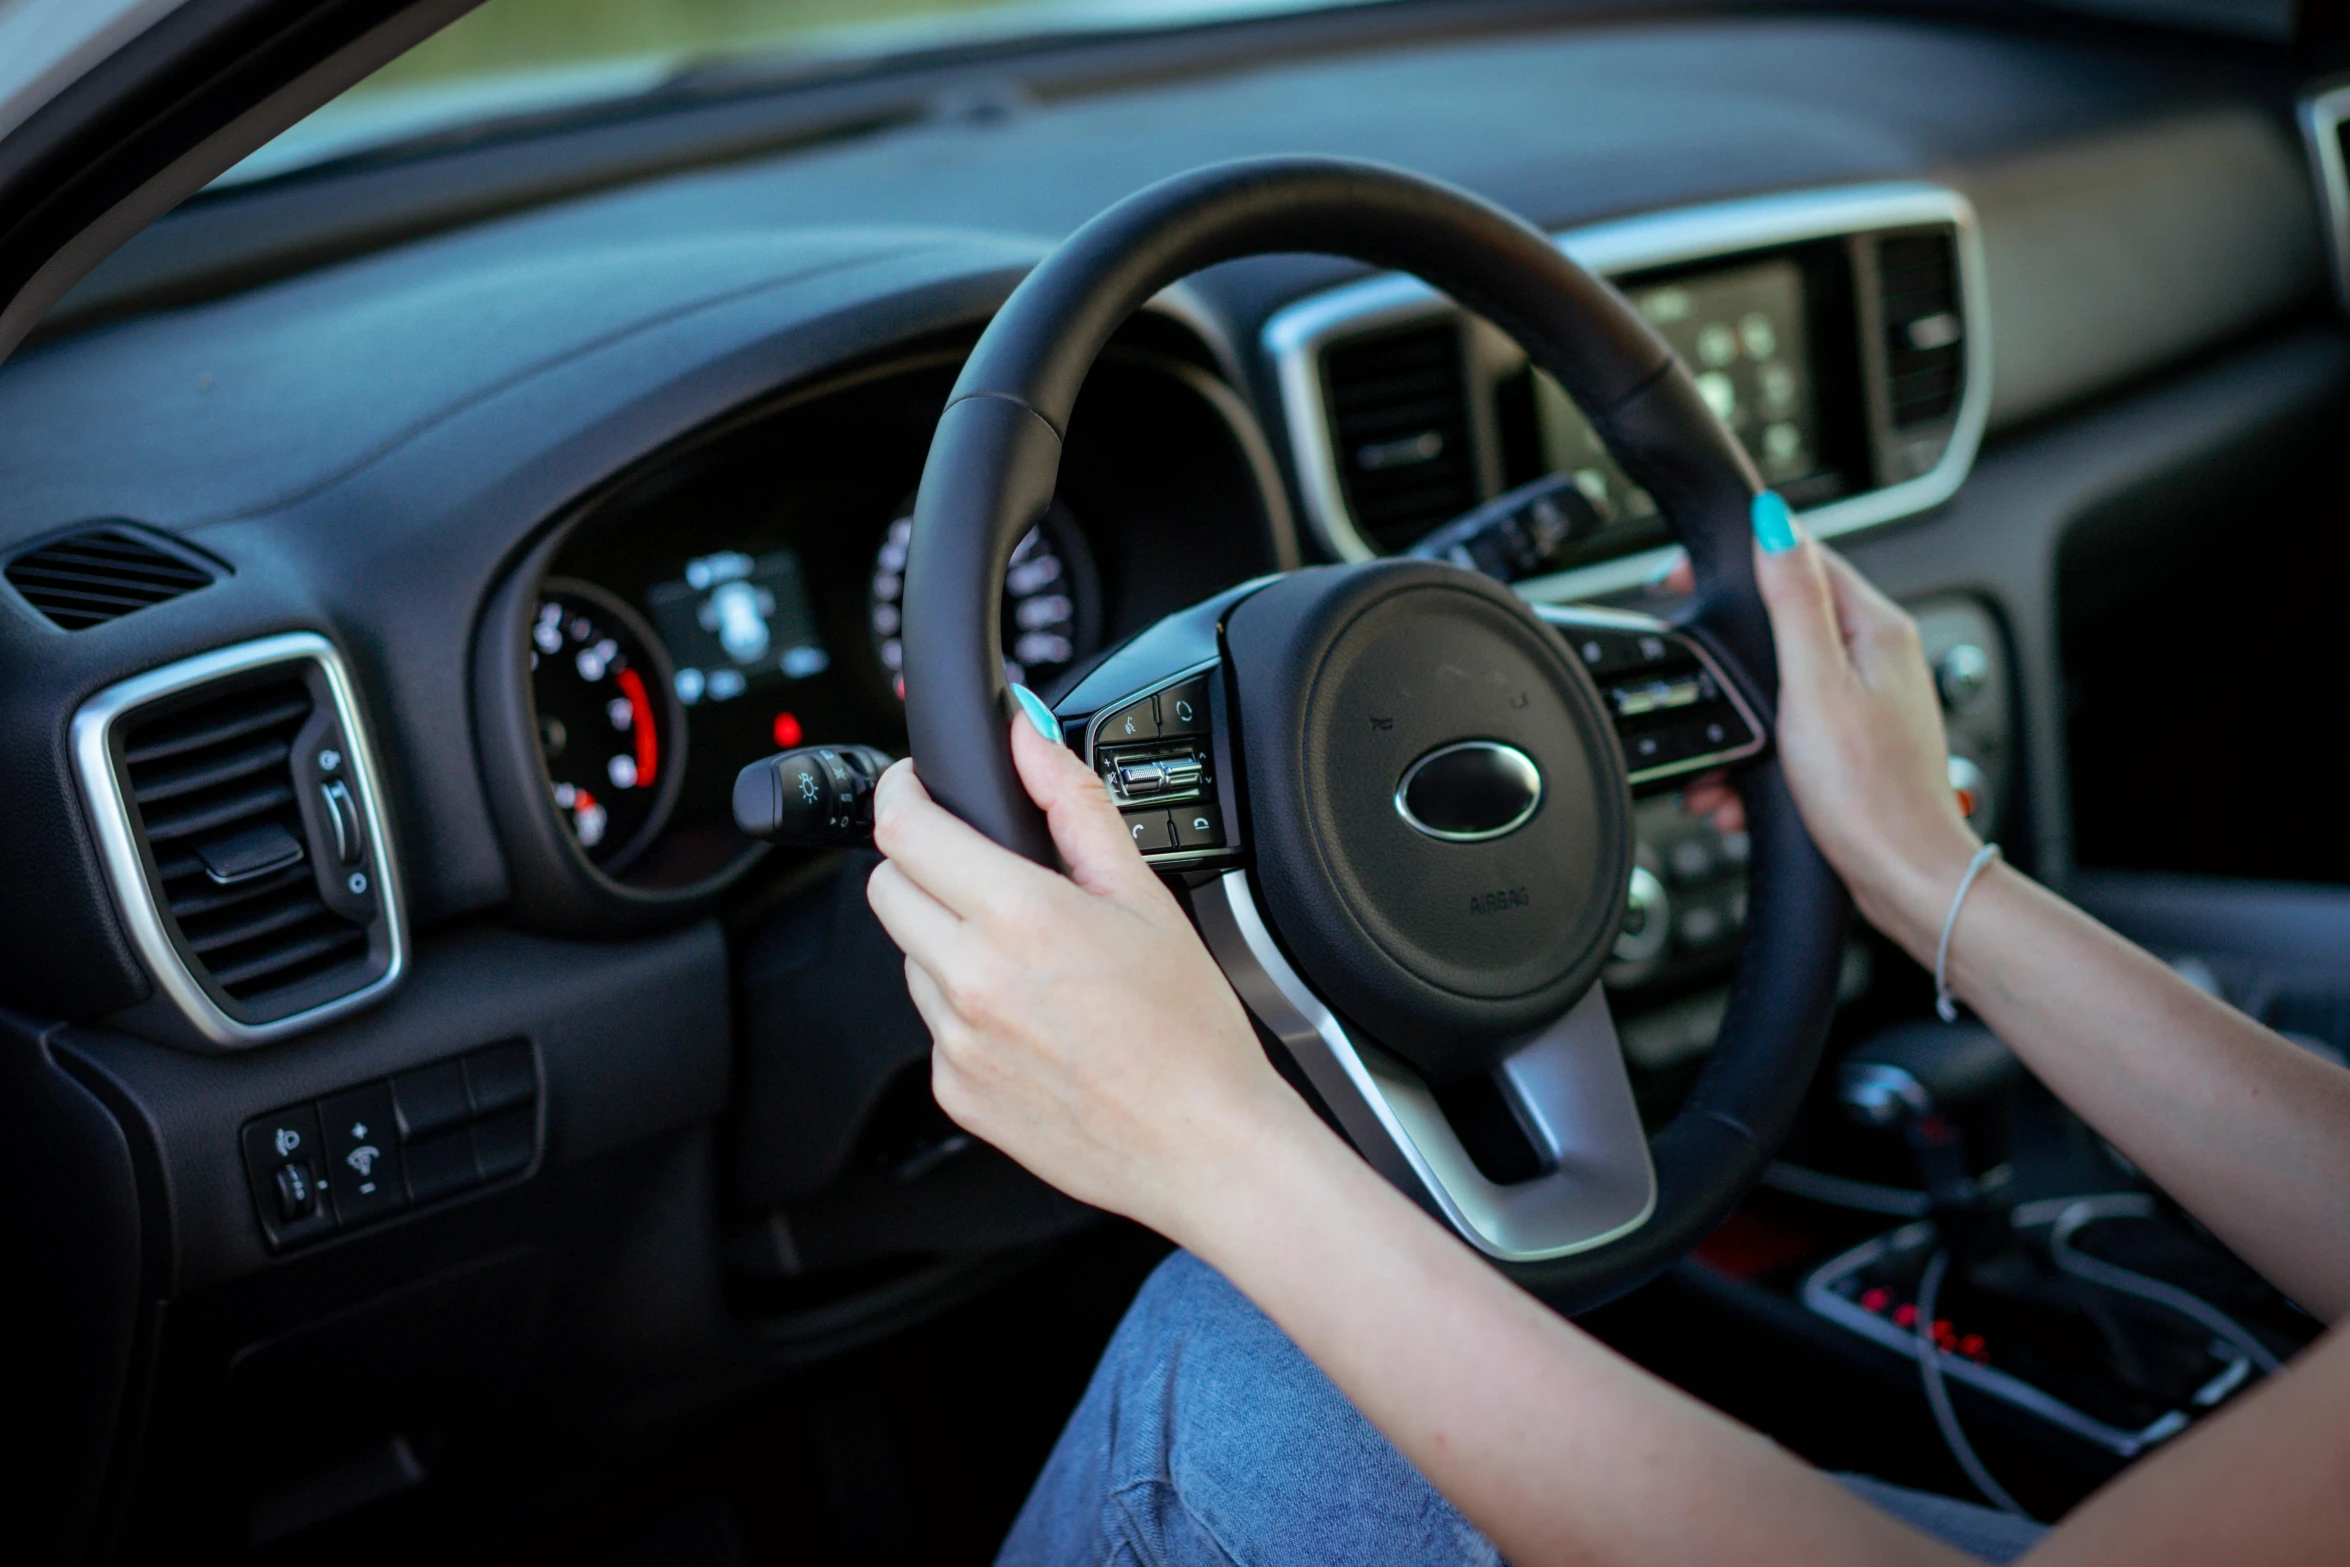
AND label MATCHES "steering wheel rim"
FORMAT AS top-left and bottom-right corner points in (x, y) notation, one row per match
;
(904, 155), (1851, 1311)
